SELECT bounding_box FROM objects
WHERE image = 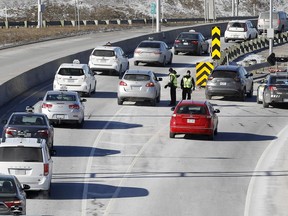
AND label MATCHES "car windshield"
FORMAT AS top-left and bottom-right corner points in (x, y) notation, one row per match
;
(0, 179), (16, 194)
(46, 94), (76, 102)
(124, 74), (150, 81)
(228, 22), (245, 28)
(9, 115), (46, 126)
(178, 33), (198, 40)
(92, 50), (115, 57)
(177, 105), (206, 115)
(138, 42), (160, 48)
(0, 147), (43, 162)
(58, 68), (84, 76)
(270, 76), (288, 84)
(212, 70), (237, 78)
